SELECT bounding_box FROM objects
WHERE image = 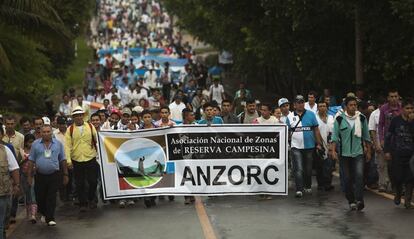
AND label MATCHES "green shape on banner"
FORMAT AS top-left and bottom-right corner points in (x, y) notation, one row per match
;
(124, 176), (161, 187)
